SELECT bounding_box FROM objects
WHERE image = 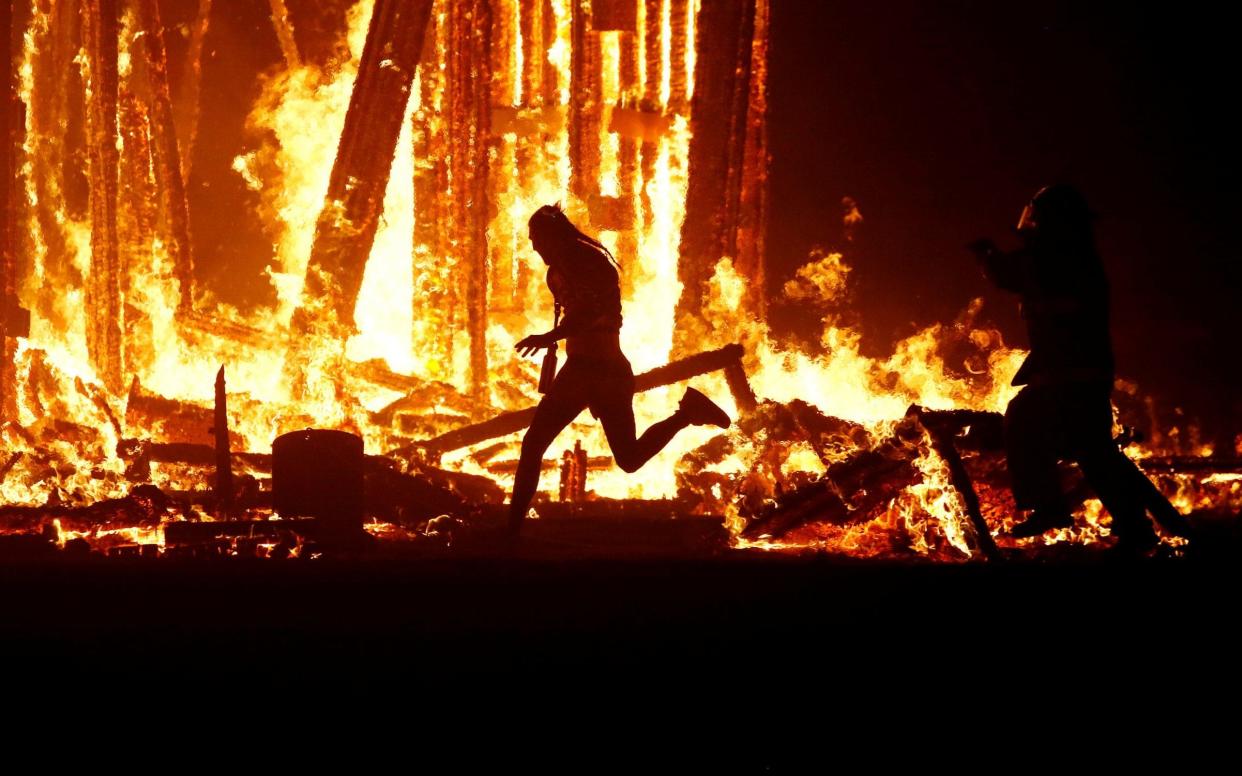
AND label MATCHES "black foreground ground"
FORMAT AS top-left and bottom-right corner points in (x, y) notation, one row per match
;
(4, 542), (1239, 710)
